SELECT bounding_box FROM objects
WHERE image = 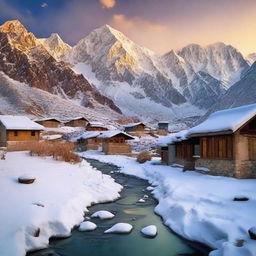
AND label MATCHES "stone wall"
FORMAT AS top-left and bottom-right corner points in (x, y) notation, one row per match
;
(195, 158), (236, 177)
